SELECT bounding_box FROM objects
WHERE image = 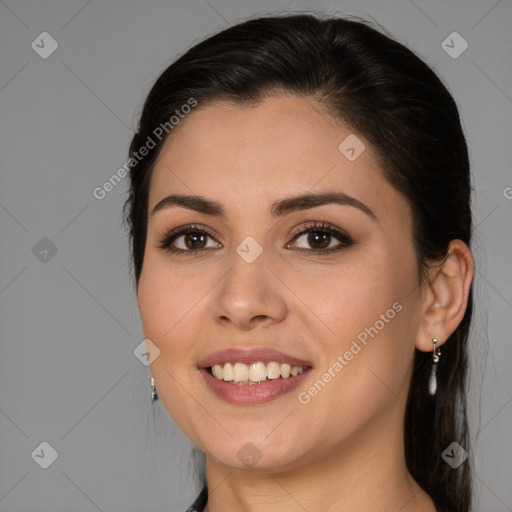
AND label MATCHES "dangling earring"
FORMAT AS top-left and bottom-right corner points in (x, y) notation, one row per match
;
(150, 376), (159, 403)
(428, 338), (441, 396)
